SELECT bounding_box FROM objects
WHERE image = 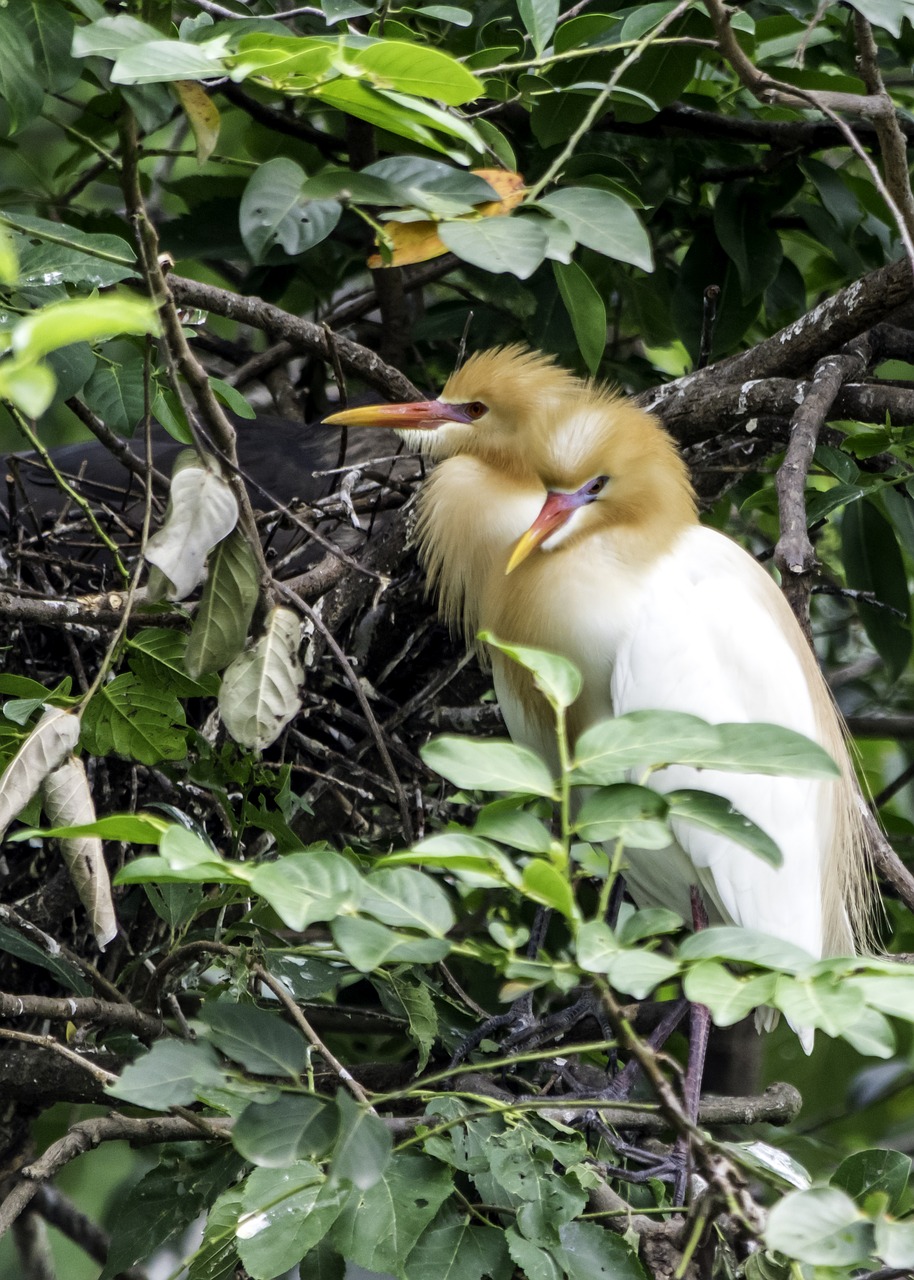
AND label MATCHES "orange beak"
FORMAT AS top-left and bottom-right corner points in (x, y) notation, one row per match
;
(323, 400), (474, 430)
(506, 491), (584, 574)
